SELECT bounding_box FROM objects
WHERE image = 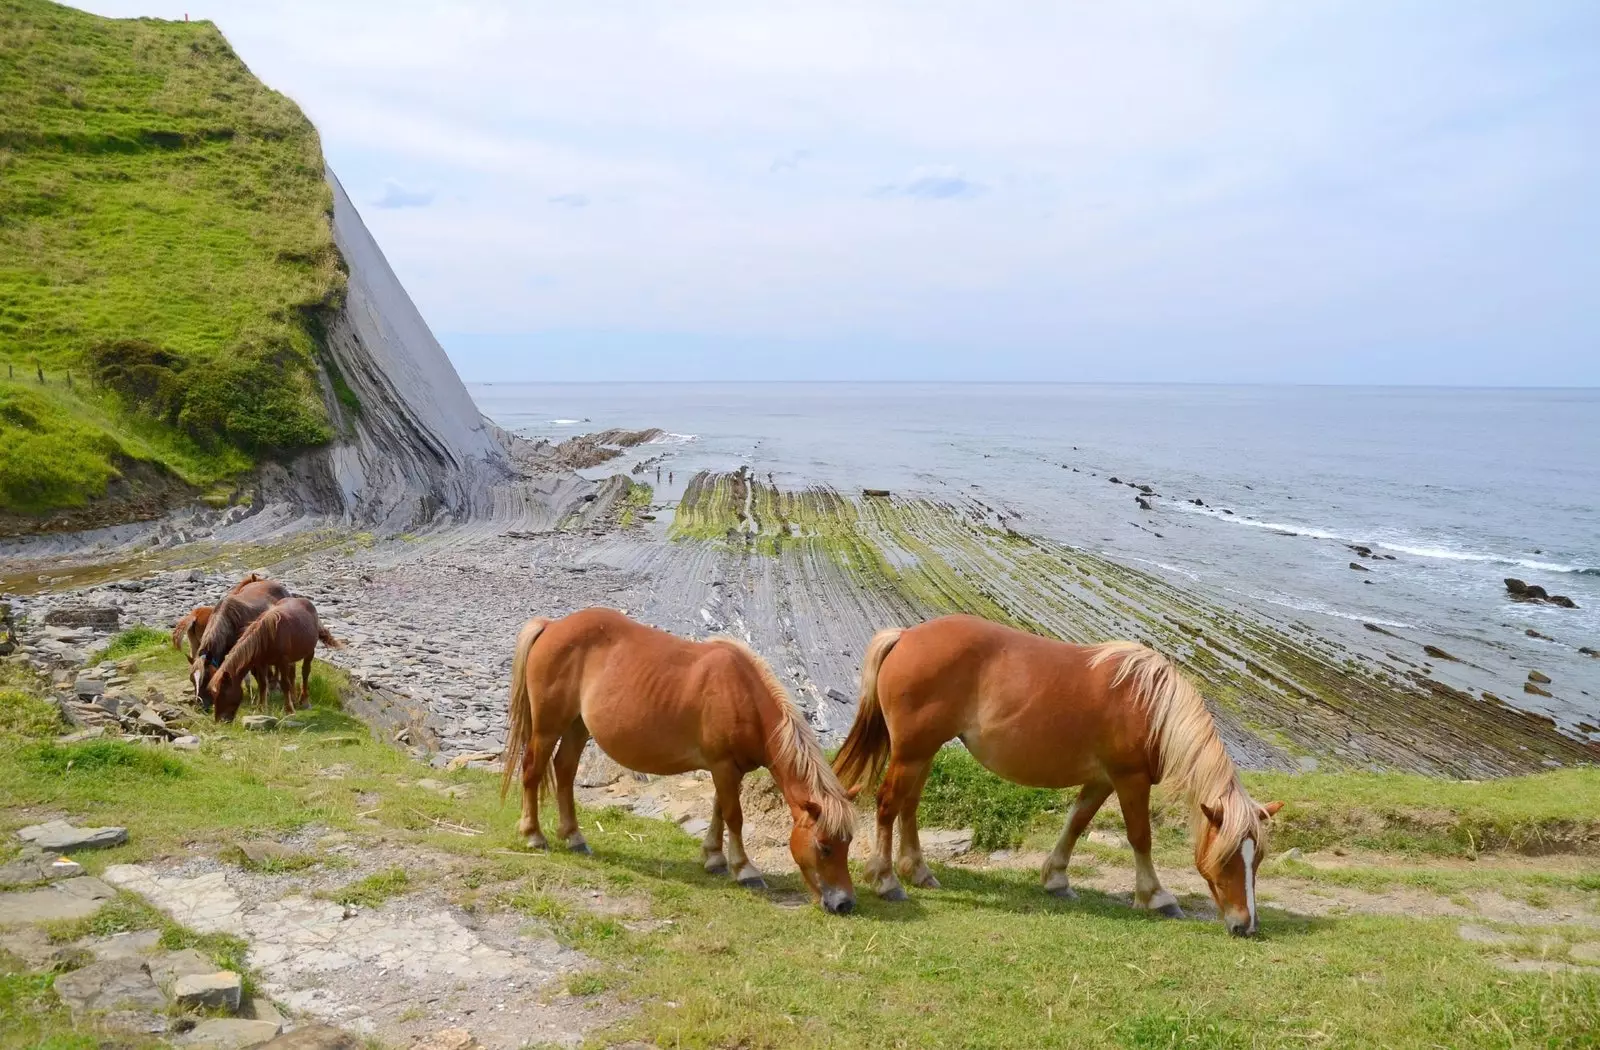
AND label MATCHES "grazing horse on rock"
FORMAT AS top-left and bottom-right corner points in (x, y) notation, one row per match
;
(190, 577), (289, 711)
(205, 596), (343, 721)
(834, 615), (1283, 936)
(501, 608), (858, 914)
